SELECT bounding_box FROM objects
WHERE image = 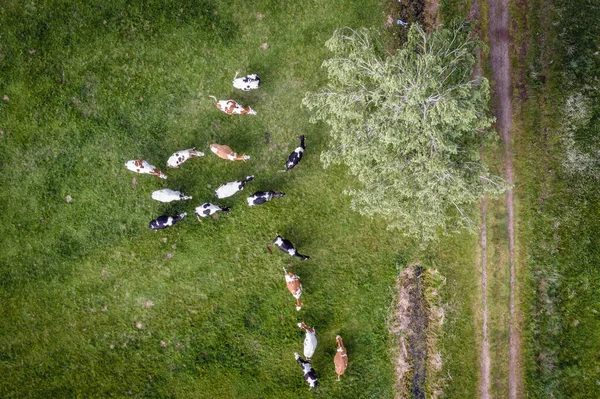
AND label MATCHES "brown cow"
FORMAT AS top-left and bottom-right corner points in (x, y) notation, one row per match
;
(283, 266), (303, 311)
(334, 335), (348, 381)
(210, 143), (250, 161)
(209, 96), (257, 115)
